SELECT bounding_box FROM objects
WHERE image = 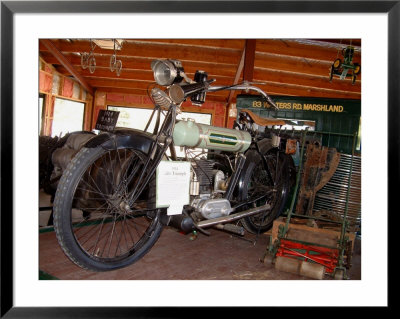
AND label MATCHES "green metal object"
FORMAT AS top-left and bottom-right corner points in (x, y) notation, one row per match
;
(283, 129), (308, 236)
(264, 129), (308, 260)
(173, 119), (251, 152)
(329, 46), (361, 83)
(336, 132), (357, 273)
(264, 130), (358, 279)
